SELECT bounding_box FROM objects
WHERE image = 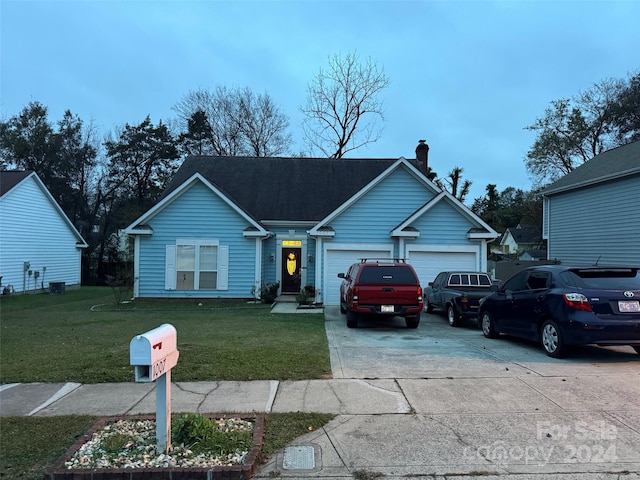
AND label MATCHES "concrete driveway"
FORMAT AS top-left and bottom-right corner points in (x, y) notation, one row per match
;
(324, 306), (640, 379)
